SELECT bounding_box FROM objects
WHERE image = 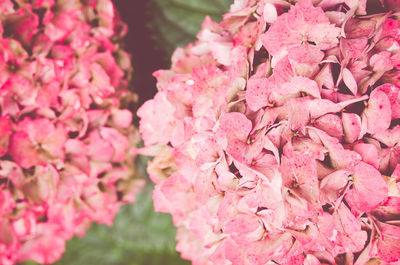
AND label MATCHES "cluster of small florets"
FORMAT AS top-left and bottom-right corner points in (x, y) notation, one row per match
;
(139, 0), (400, 264)
(0, 0), (143, 264)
